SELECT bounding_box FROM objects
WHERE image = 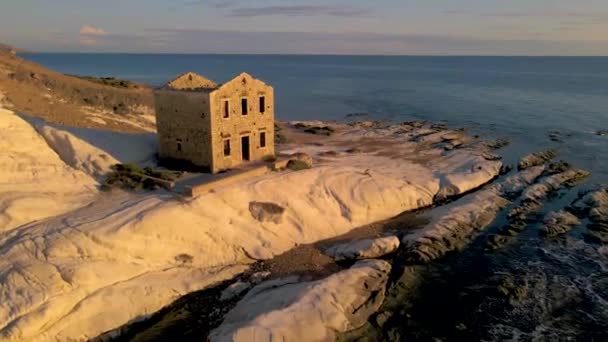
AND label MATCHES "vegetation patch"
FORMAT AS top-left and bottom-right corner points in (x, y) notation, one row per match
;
(287, 159), (311, 171)
(71, 75), (141, 89)
(262, 155), (277, 163)
(103, 163), (178, 191)
(293, 122), (335, 136)
(304, 126), (335, 136)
